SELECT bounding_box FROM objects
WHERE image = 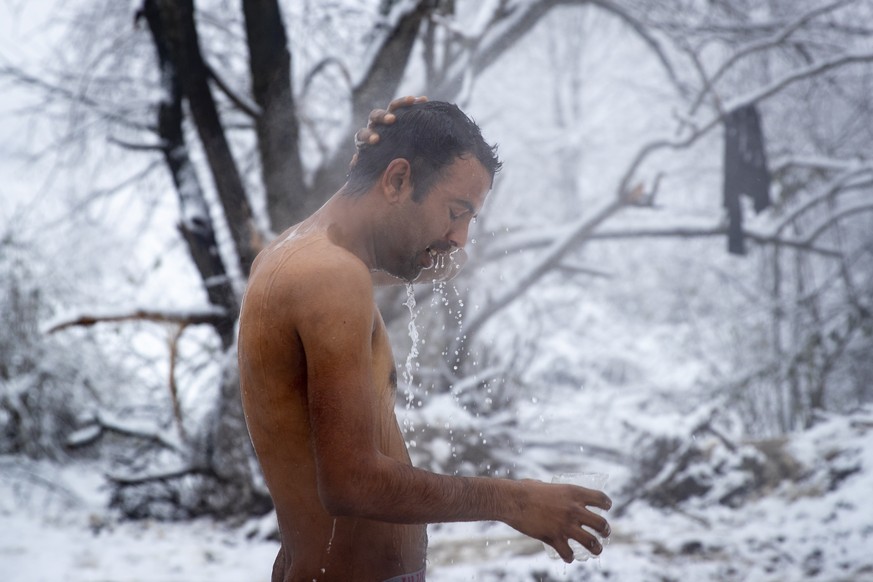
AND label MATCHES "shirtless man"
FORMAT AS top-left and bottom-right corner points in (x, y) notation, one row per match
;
(238, 98), (611, 582)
